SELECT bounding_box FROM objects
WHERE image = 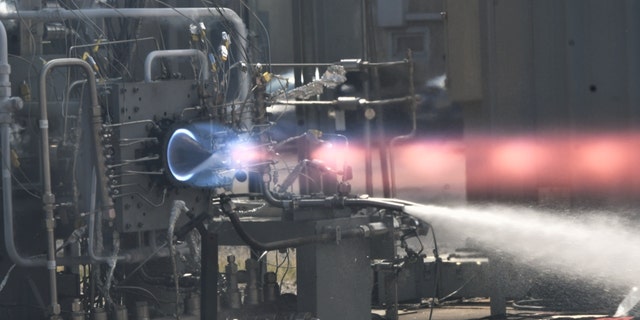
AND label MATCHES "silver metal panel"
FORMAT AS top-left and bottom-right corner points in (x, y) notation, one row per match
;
(450, 0), (640, 202)
(377, 0), (406, 27)
(444, 0), (483, 102)
(111, 80), (213, 232)
(578, 0), (628, 129)
(297, 217), (373, 320)
(489, 0), (535, 133)
(532, 0), (568, 131)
